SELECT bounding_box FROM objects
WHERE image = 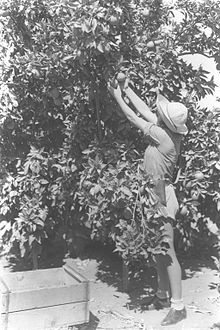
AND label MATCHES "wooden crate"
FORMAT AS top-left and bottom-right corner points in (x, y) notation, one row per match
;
(0, 264), (90, 330)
